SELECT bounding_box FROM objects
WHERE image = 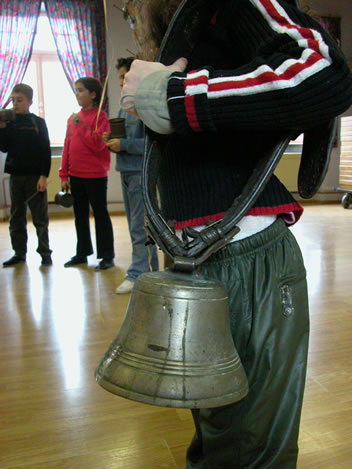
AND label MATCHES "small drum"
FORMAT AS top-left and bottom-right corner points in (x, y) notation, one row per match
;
(109, 118), (126, 138)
